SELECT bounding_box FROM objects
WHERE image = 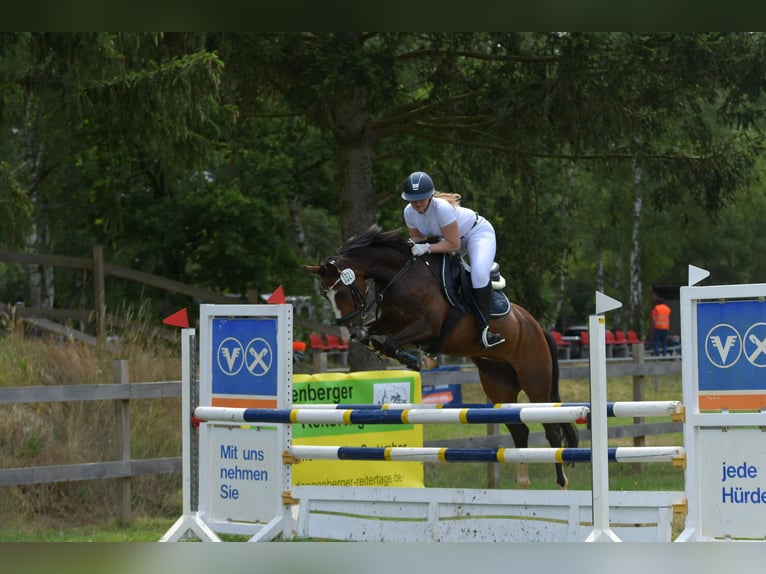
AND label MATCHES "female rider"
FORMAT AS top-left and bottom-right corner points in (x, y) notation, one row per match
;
(402, 170), (505, 348)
